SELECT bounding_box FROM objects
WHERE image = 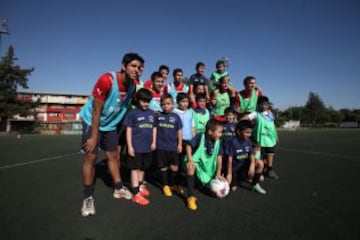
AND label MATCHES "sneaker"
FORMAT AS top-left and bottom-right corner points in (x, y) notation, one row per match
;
(81, 196), (96, 217)
(252, 183), (267, 195)
(187, 196), (197, 211)
(113, 186), (132, 200)
(140, 184), (150, 197)
(170, 185), (184, 195)
(132, 193), (150, 206)
(266, 169), (279, 179)
(163, 185), (172, 197)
